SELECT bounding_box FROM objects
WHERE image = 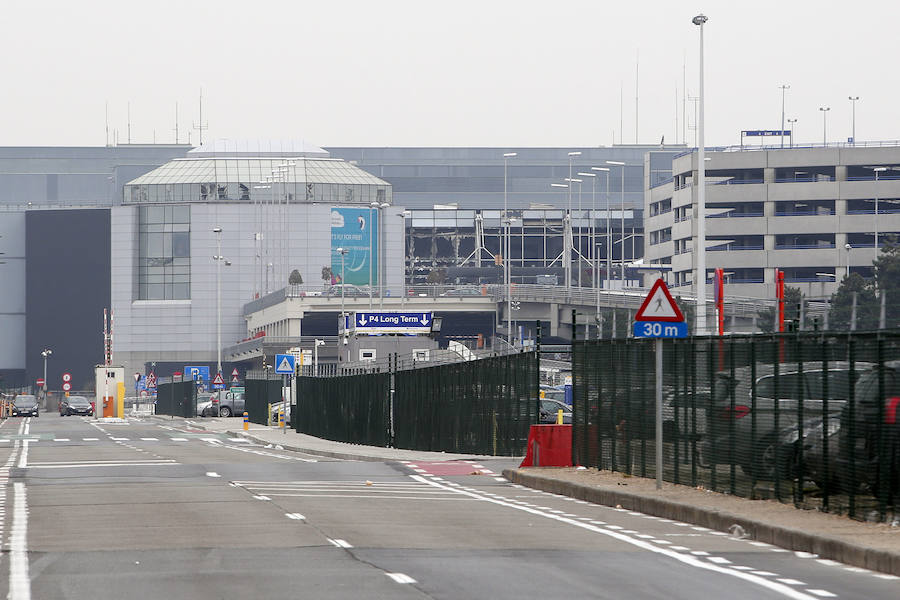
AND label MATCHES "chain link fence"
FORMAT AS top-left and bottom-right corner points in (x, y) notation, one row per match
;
(296, 372), (391, 447)
(573, 330), (900, 522)
(245, 372), (284, 425)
